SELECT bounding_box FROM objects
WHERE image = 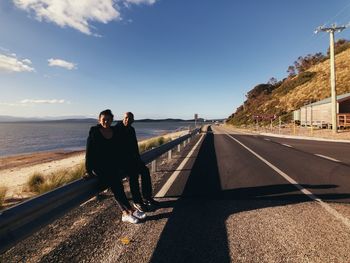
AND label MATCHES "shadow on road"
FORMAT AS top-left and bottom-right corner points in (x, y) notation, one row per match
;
(149, 126), (350, 263)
